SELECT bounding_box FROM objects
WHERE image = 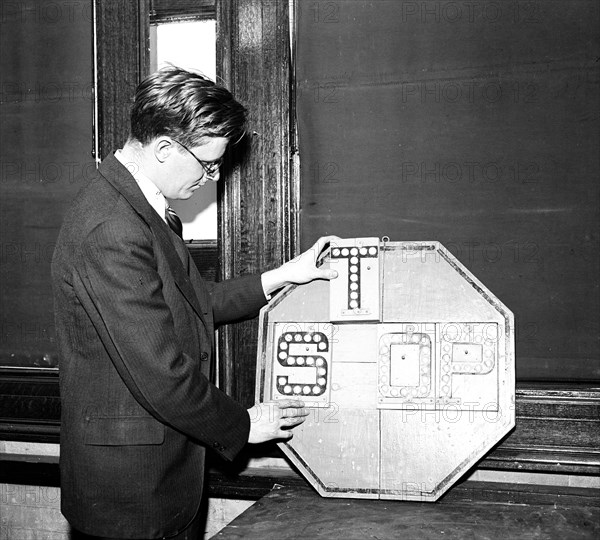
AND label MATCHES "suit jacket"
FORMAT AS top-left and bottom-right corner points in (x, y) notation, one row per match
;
(51, 153), (267, 538)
